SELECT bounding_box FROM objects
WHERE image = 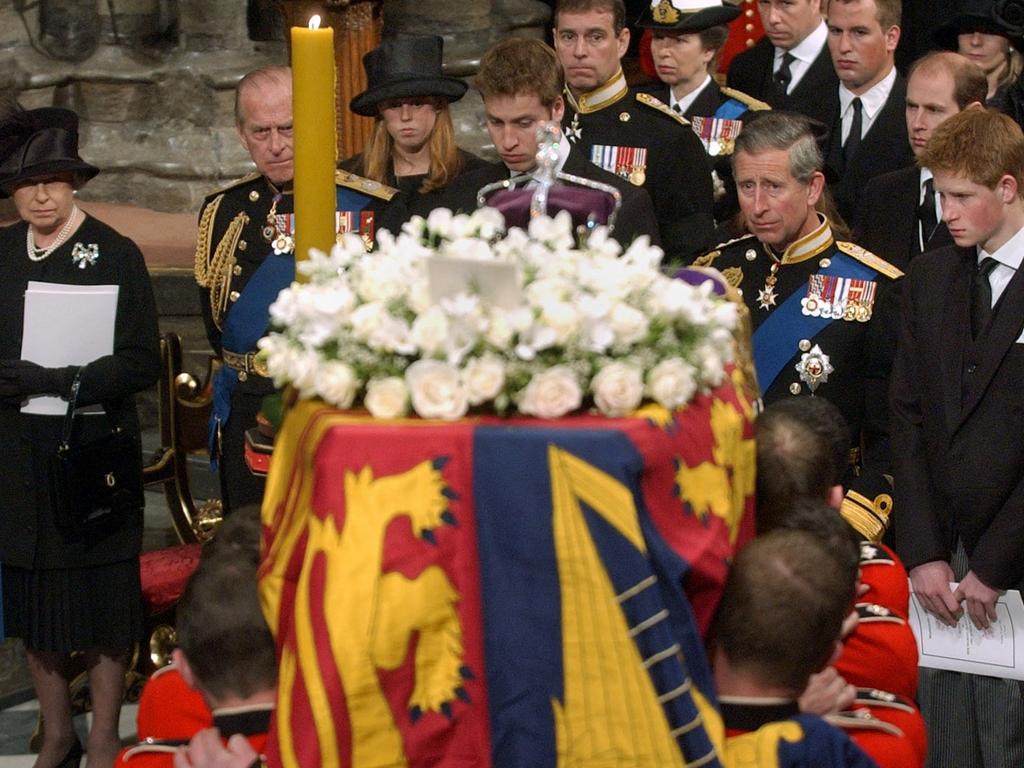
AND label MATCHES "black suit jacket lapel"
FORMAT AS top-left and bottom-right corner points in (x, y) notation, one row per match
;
(941, 248), (973, 432)
(894, 167), (920, 256)
(789, 44), (834, 102)
(686, 80), (721, 119)
(959, 260), (1024, 427)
